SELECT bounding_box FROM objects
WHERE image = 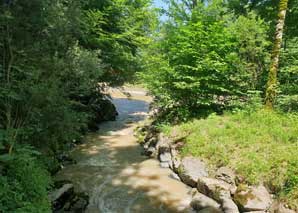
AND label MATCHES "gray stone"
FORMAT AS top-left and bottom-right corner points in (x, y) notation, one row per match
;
(144, 146), (156, 157)
(197, 177), (231, 202)
(170, 148), (181, 172)
(49, 184), (74, 202)
(221, 196), (239, 213)
(216, 167), (236, 186)
(234, 185), (272, 211)
(160, 162), (170, 168)
(158, 147), (172, 162)
(156, 133), (171, 149)
(169, 172), (181, 181)
(243, 211), (265, 213)
(190, 192), (221, 211)
(216, 167), (237, 195)
(178, 157), (208, 187)
(198, 207), (223, 213)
